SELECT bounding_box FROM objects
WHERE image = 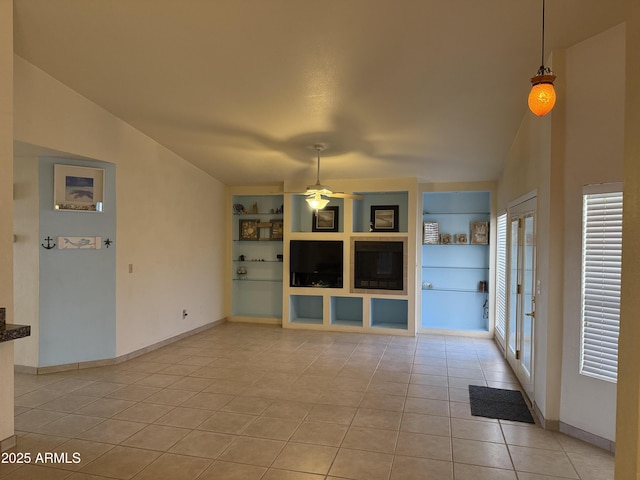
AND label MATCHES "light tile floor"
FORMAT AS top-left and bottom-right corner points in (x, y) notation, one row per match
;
(2, 323), (615, 479)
